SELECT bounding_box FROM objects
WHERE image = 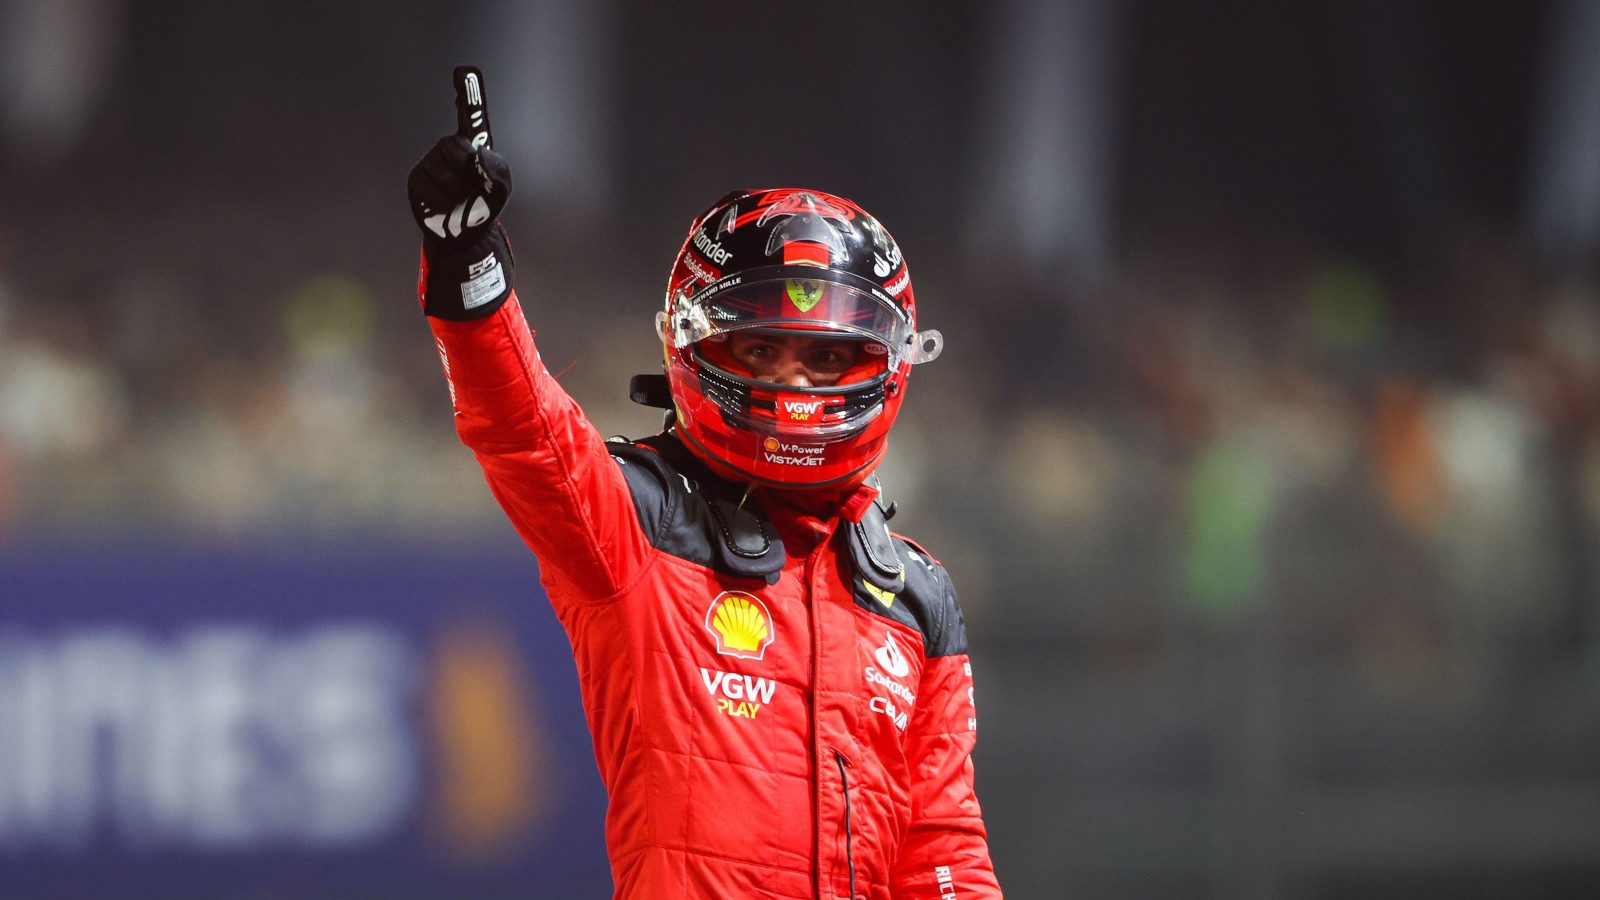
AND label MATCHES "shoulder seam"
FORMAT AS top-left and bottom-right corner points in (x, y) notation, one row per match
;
(890, 531), (942, 566)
